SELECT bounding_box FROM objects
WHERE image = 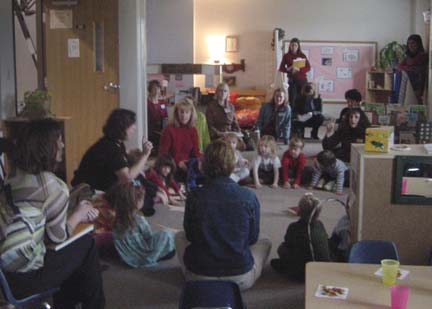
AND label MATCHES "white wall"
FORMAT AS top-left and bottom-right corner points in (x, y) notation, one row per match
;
(195, 0), (430, 90)
(119, 0), (147, 148)
(14, 15), (37, 106)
